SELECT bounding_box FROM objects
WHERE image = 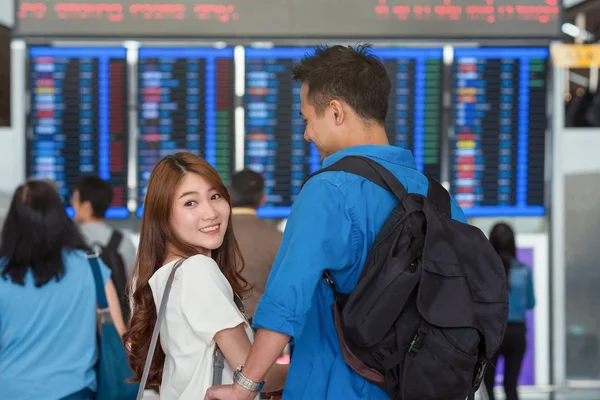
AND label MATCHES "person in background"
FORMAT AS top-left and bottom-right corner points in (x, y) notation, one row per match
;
(124, 153), (287, 398)
(0, 180), (124, 400)
(484, 222), (535, 400)
(205, 44), (467, 400)
(71, 175), (137, 276)
(229, 168), (283, 318)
